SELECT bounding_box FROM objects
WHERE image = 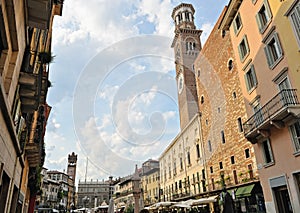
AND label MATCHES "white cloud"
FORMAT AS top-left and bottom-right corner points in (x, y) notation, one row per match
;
(98, 85), (120, 101)
(137, 0), (174, 36)
(45, 0), (228, 181)
(138, 85), (158, 106)
(163, 111), (176, 120)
